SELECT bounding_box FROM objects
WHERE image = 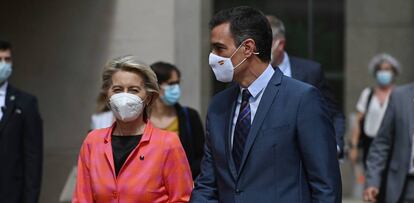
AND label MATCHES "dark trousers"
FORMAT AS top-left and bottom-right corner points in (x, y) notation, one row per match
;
(399, 176), (414, 203)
